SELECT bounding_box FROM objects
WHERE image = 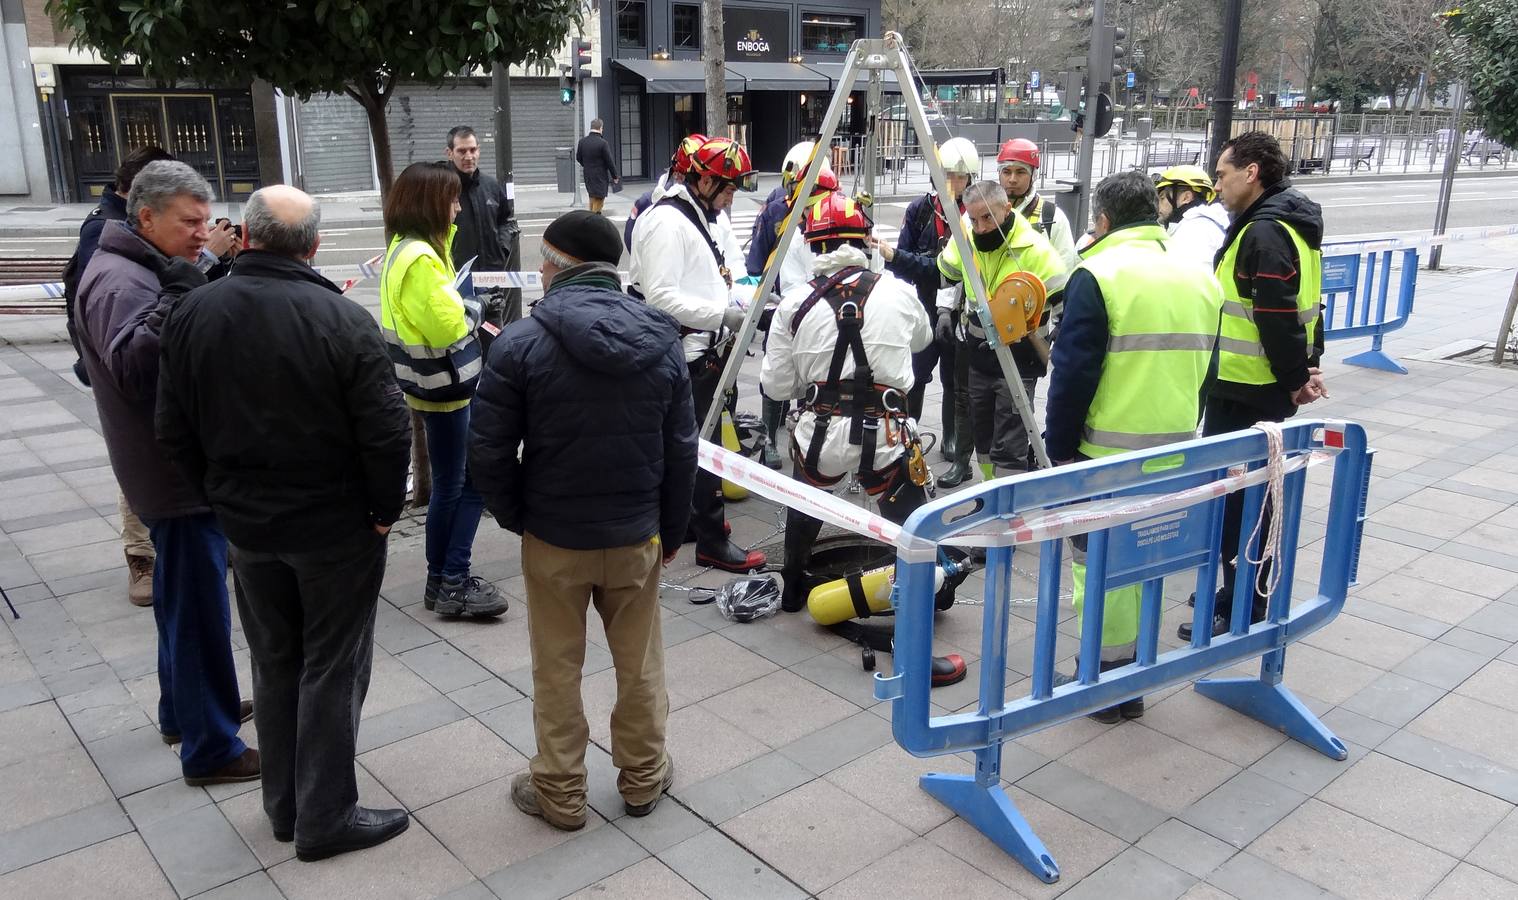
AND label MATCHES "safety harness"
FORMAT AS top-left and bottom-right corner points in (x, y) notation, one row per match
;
(788, 267), (914, 490)
(1026, 195), (1057, 235)
(628, 194), (735, 363)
